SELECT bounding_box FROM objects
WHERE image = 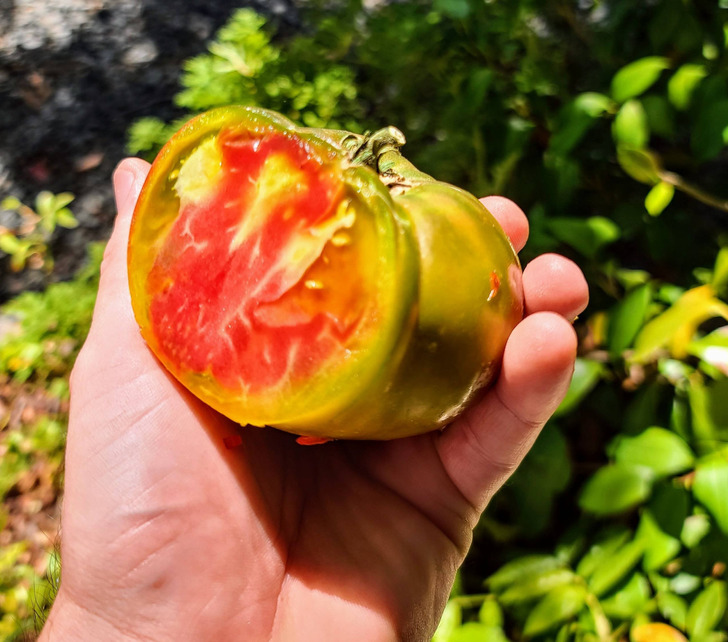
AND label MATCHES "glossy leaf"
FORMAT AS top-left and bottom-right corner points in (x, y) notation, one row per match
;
(547, 216), (620, 259)
(478, 598), (503, 628)
(681, 513), (712, 549)
(449, 623), (509, 642)
(645, 182), (674, 217)
(607, 283), (652, 355)
(613, 427), (694, 479)
(670, 573), (702, 595)
(712, 247), (728, 294)
(668, 63), (708, 110)
(617, 146), (662, 185)
(608, 283), (653, 357)
(486, 555), (565, 592)
(522, 584), (587, 637)
(579, 464), (654, 516)
(657, 592), (689, 630)
(432, 600), (462, 642)
(611, 57), (670, 103)
(601, 572), (651, 619)
(686, 581), (727, 638)
(689, 329), (728, 377)
(689, 378), (728, 451)
(499, 568), (577, 604)
(555, 358), (604, 416)
(693, 455), (728, 535)
(635, 510), (681, 571)
(588, 538), (645, 597)
(613, 100), (649, 147)
(576, 528), (631, 579)
(632, 285), (728, 363)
